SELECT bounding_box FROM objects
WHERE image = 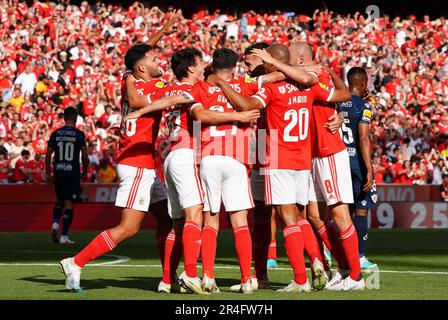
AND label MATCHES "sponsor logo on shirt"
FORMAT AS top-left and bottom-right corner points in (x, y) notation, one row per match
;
(155, 81), (165, 88)
(319, 82), (330, 91)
